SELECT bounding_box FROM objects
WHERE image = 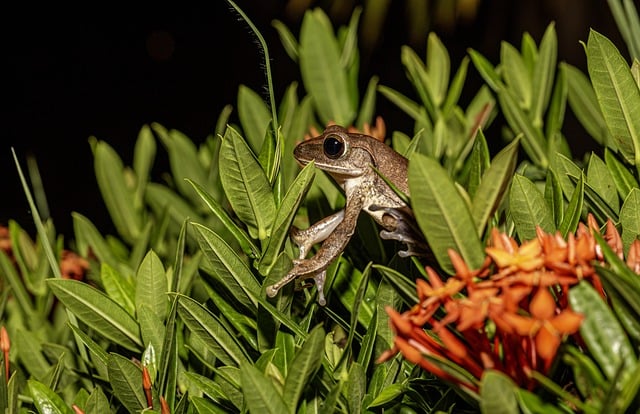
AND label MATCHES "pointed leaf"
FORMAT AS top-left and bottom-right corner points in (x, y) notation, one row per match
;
(237, 85), (272, 153)
(558, 174), (584, 237)
(47, 279), (142, 351)
(480, 371), (519, 414)
(258, 162), (315, 274)
(101, 262), (135, 316)
(107, 353), (146, 413)
(588, 29), (640, 165)
(282, 325), (324, 412)
(93, 141), (142, 243)
(562, 63), (611, 145)
(219, 126), (276, 240)
(27, 379), (74, 414)
(177, 295), (251, 367)
(299, 9), (354, 125)
(409, 153), (484, 272)
(509, 174), (555, 241)
(192, 222), (260, 310)
(570, 281), (636, 383)
(604, 148), (638, 199)
(241, 363), (290, 414)
(587, 153), (620, 212)
(472, 138), (519, 234)
(619, 188), (640, 252)
(530, 23), (557, 127)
